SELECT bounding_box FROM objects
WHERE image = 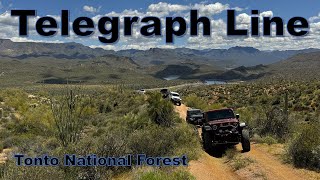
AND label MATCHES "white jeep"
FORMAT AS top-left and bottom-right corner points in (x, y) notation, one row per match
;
(169, 92), (182, 106)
